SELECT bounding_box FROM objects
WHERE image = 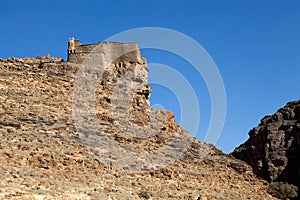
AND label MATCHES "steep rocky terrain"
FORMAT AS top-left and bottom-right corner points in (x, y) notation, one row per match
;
(233, 100), (300, 199)
(0, 47), (277, 199)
